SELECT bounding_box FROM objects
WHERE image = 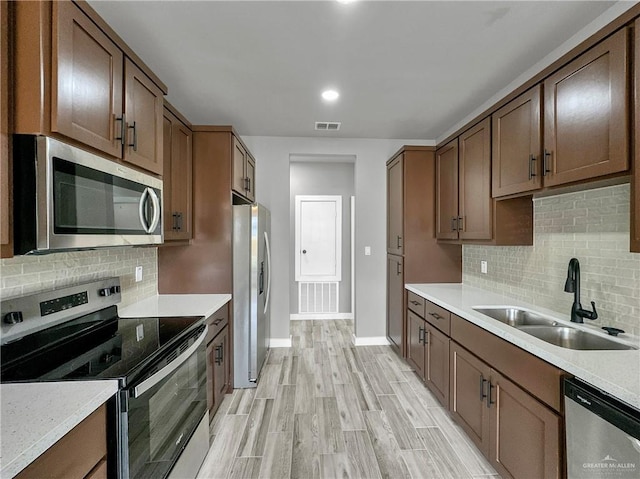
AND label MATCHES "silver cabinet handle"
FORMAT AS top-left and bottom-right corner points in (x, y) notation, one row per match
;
(132, 325), (208, 398)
